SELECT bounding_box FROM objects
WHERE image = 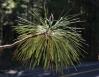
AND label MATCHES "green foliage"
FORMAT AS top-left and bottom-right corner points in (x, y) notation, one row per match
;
(1, 0), (16, 14)
(14, 9), (85, 72)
